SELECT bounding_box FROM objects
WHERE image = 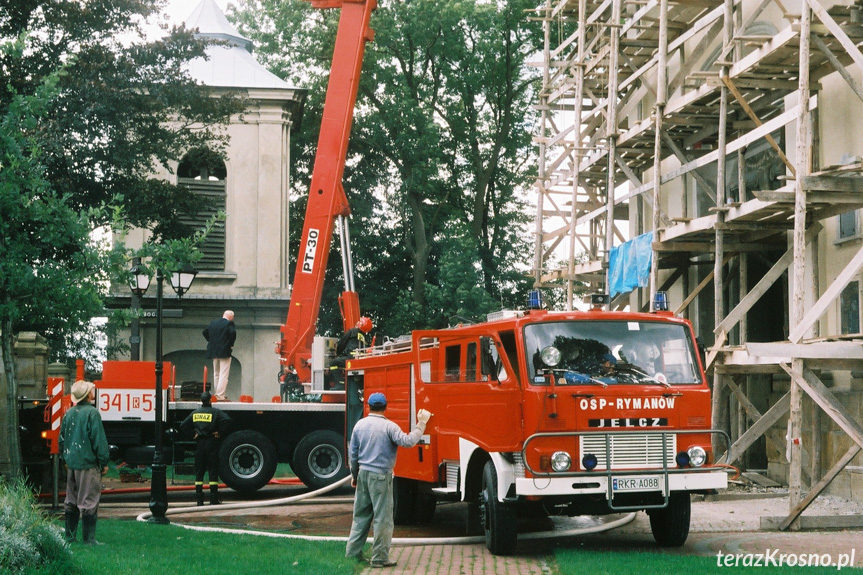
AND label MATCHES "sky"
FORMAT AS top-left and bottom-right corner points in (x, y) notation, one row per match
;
(163, 0), (234, 27)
